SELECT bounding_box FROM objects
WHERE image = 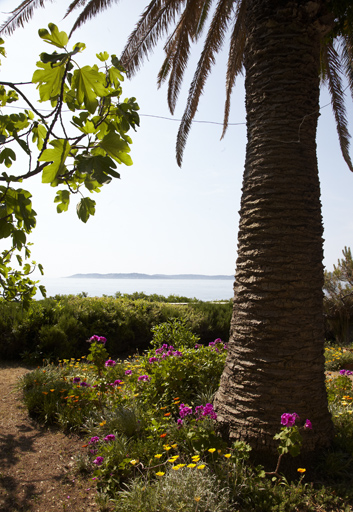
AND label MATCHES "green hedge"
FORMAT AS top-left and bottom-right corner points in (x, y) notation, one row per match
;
(0, 295), (232, 362)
